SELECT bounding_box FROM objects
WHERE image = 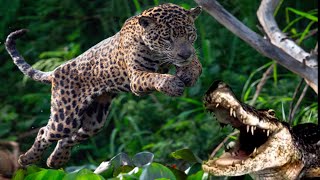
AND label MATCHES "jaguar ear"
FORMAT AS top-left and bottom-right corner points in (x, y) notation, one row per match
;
(139, 16), (156, 28)
(188, 6), (202, 20)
